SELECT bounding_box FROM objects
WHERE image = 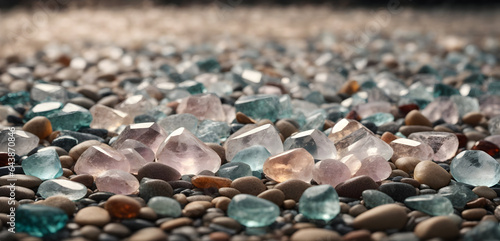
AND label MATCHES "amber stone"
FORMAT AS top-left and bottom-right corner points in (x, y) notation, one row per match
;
(381, 132), (398, 144)
(23, 116), (53, 140)
(105, 195), (141, 219)
(345, 110), (361, 121)
(398, 104), (419, 116)
(191, 176), (232, 189)
(338, 80), (360, 96)
(455, 133), (467, 149)
(471, 140), (500, 157)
